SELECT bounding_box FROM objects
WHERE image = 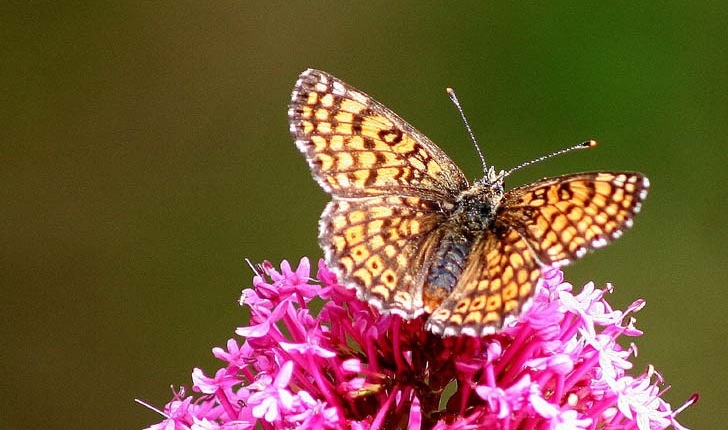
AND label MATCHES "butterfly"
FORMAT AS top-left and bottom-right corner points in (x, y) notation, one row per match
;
(288, 69), (648, 337)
